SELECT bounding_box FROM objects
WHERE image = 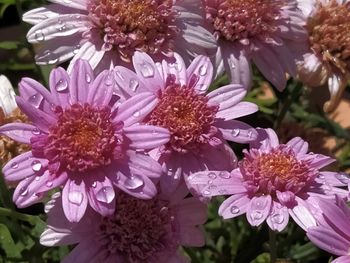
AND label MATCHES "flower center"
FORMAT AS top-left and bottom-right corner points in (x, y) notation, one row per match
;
(307, 0), (350, 73)
(204, 0), (283, 42)
(87, 0), (178, 61)
(98, 192), (176, 262)
(148, 84), (218, 153)
(44, 104), (118, 173)
(240, 146), (316, 195)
